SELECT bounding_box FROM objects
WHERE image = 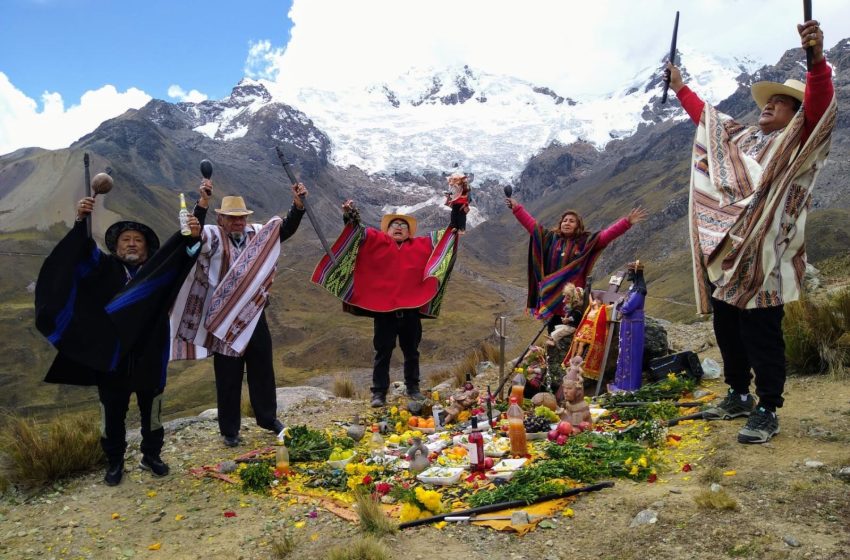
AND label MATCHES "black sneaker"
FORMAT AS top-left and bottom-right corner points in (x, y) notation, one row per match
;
(140, 455), (170, 477)
(703, 390), (755, 420)
(405, 387), (425, 401)
(269, 419), (285, 435)
(223, 435), (241, 447)
(370, 393), (386, 408)
(738, 406), (780, 444)
(104, 461), (124, 486)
